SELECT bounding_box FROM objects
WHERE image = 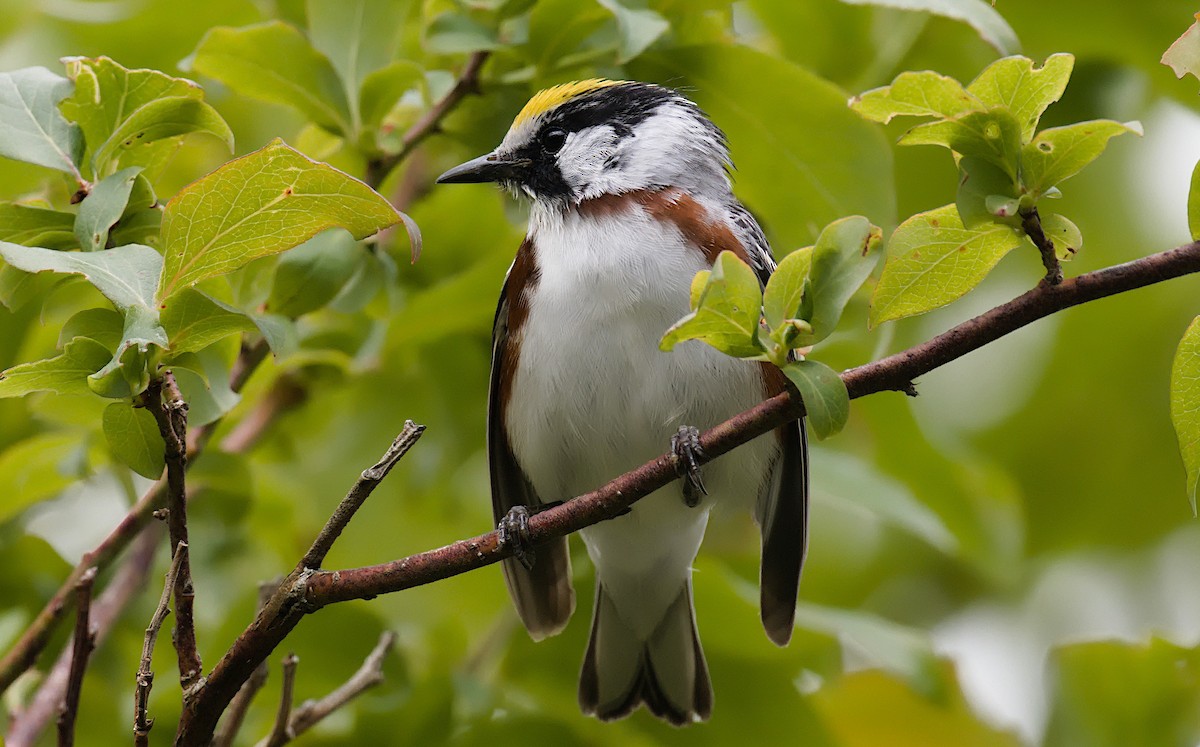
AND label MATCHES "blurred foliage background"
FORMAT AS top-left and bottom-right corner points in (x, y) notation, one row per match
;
(2, 0), (1200, 744)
